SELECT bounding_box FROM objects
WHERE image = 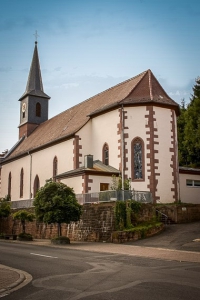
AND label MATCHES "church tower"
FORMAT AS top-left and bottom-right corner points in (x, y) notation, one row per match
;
(18, 41), (50, 139)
